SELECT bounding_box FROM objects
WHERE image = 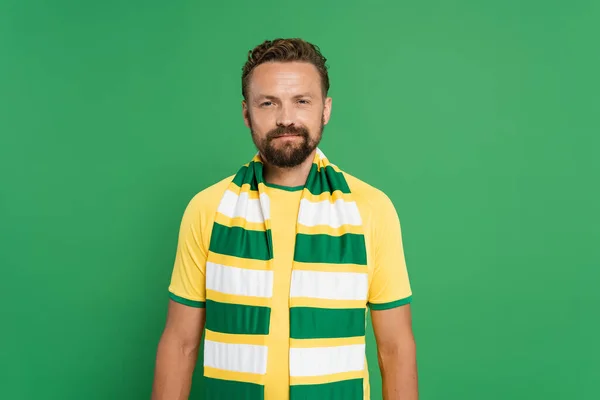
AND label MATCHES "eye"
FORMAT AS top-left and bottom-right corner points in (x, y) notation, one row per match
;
(298, 99), (310, 104)
(260, 101), (273, 107)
